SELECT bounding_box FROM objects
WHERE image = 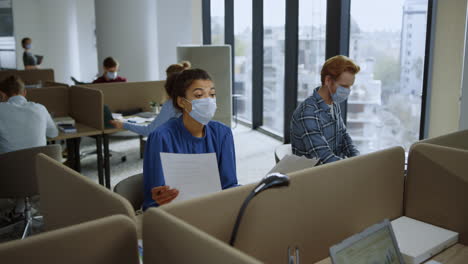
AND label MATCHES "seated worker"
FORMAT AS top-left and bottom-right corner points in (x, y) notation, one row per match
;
(93, 57), (127, 83)
(290, 55), (360, 164)
(22, 37), (43, 70)
(143, 68), (238, 209)
(0, 75), (58, 154)
(109, 61), (191, 136)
